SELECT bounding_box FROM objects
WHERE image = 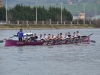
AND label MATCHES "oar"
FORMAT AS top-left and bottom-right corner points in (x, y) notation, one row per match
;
(81, 33), (96, 43)
(90, 40), (96, 43)
(9, 36), (15, 38)
(0, 35), (15, 43)
(0, 40), (4, 43)
(86, 33), (96, 43)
